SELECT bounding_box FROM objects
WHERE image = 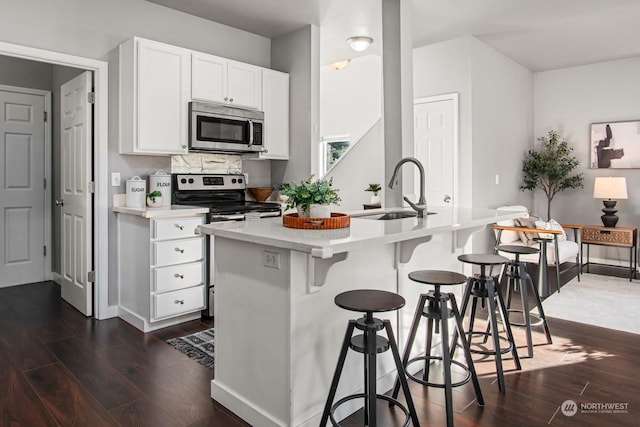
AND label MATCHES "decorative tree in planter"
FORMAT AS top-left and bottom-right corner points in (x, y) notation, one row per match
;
(521, 130), (584, 220)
